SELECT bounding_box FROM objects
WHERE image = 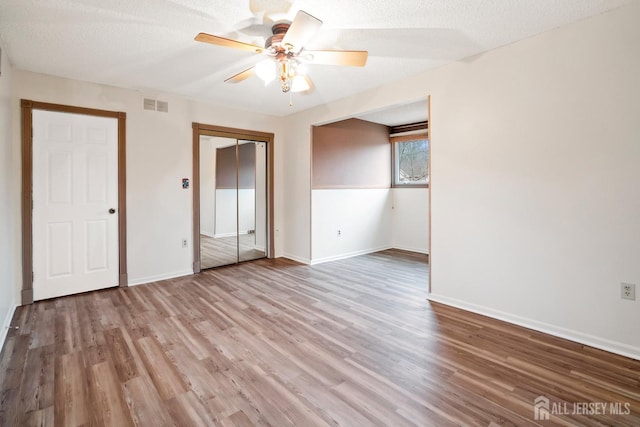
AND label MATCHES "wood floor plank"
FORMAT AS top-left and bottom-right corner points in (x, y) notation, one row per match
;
(167, 315), (216, 360)
(103, 327), (142, 383)
(122, 376), (174, 427)
(167, 346), (219, 401)
(1, 249), (639, 426)
(134, 336), (188, 400)
(0, 333), (31, 426)
(223, 409), (259, 427)
(54, 351), (89, 427)
(87, 361), (135, 427)
(219, 364), (299, 427)
(19, 344), (55, 414)
(289, 372), (376, 426)
(332, 380), (416, 427)
(54, 310), (77, 356)
(21, 405), (54, 427)
(165, 391), (216, 427)
(29, 306), (55, 349)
